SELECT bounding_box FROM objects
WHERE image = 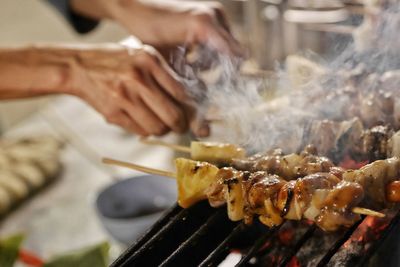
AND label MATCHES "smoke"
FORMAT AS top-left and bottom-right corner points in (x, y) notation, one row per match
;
(172, 3), (400, 155)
